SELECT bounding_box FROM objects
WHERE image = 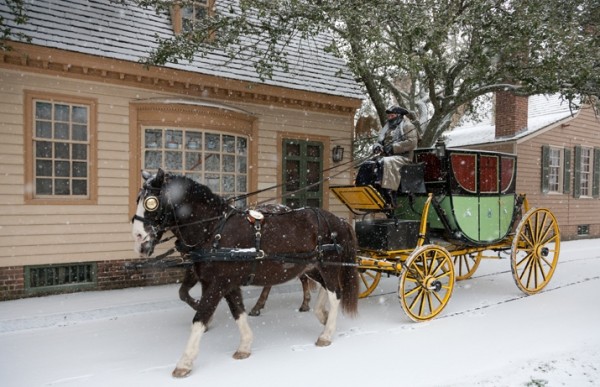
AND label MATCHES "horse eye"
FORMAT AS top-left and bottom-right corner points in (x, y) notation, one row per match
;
(143, 196), (159, 212)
